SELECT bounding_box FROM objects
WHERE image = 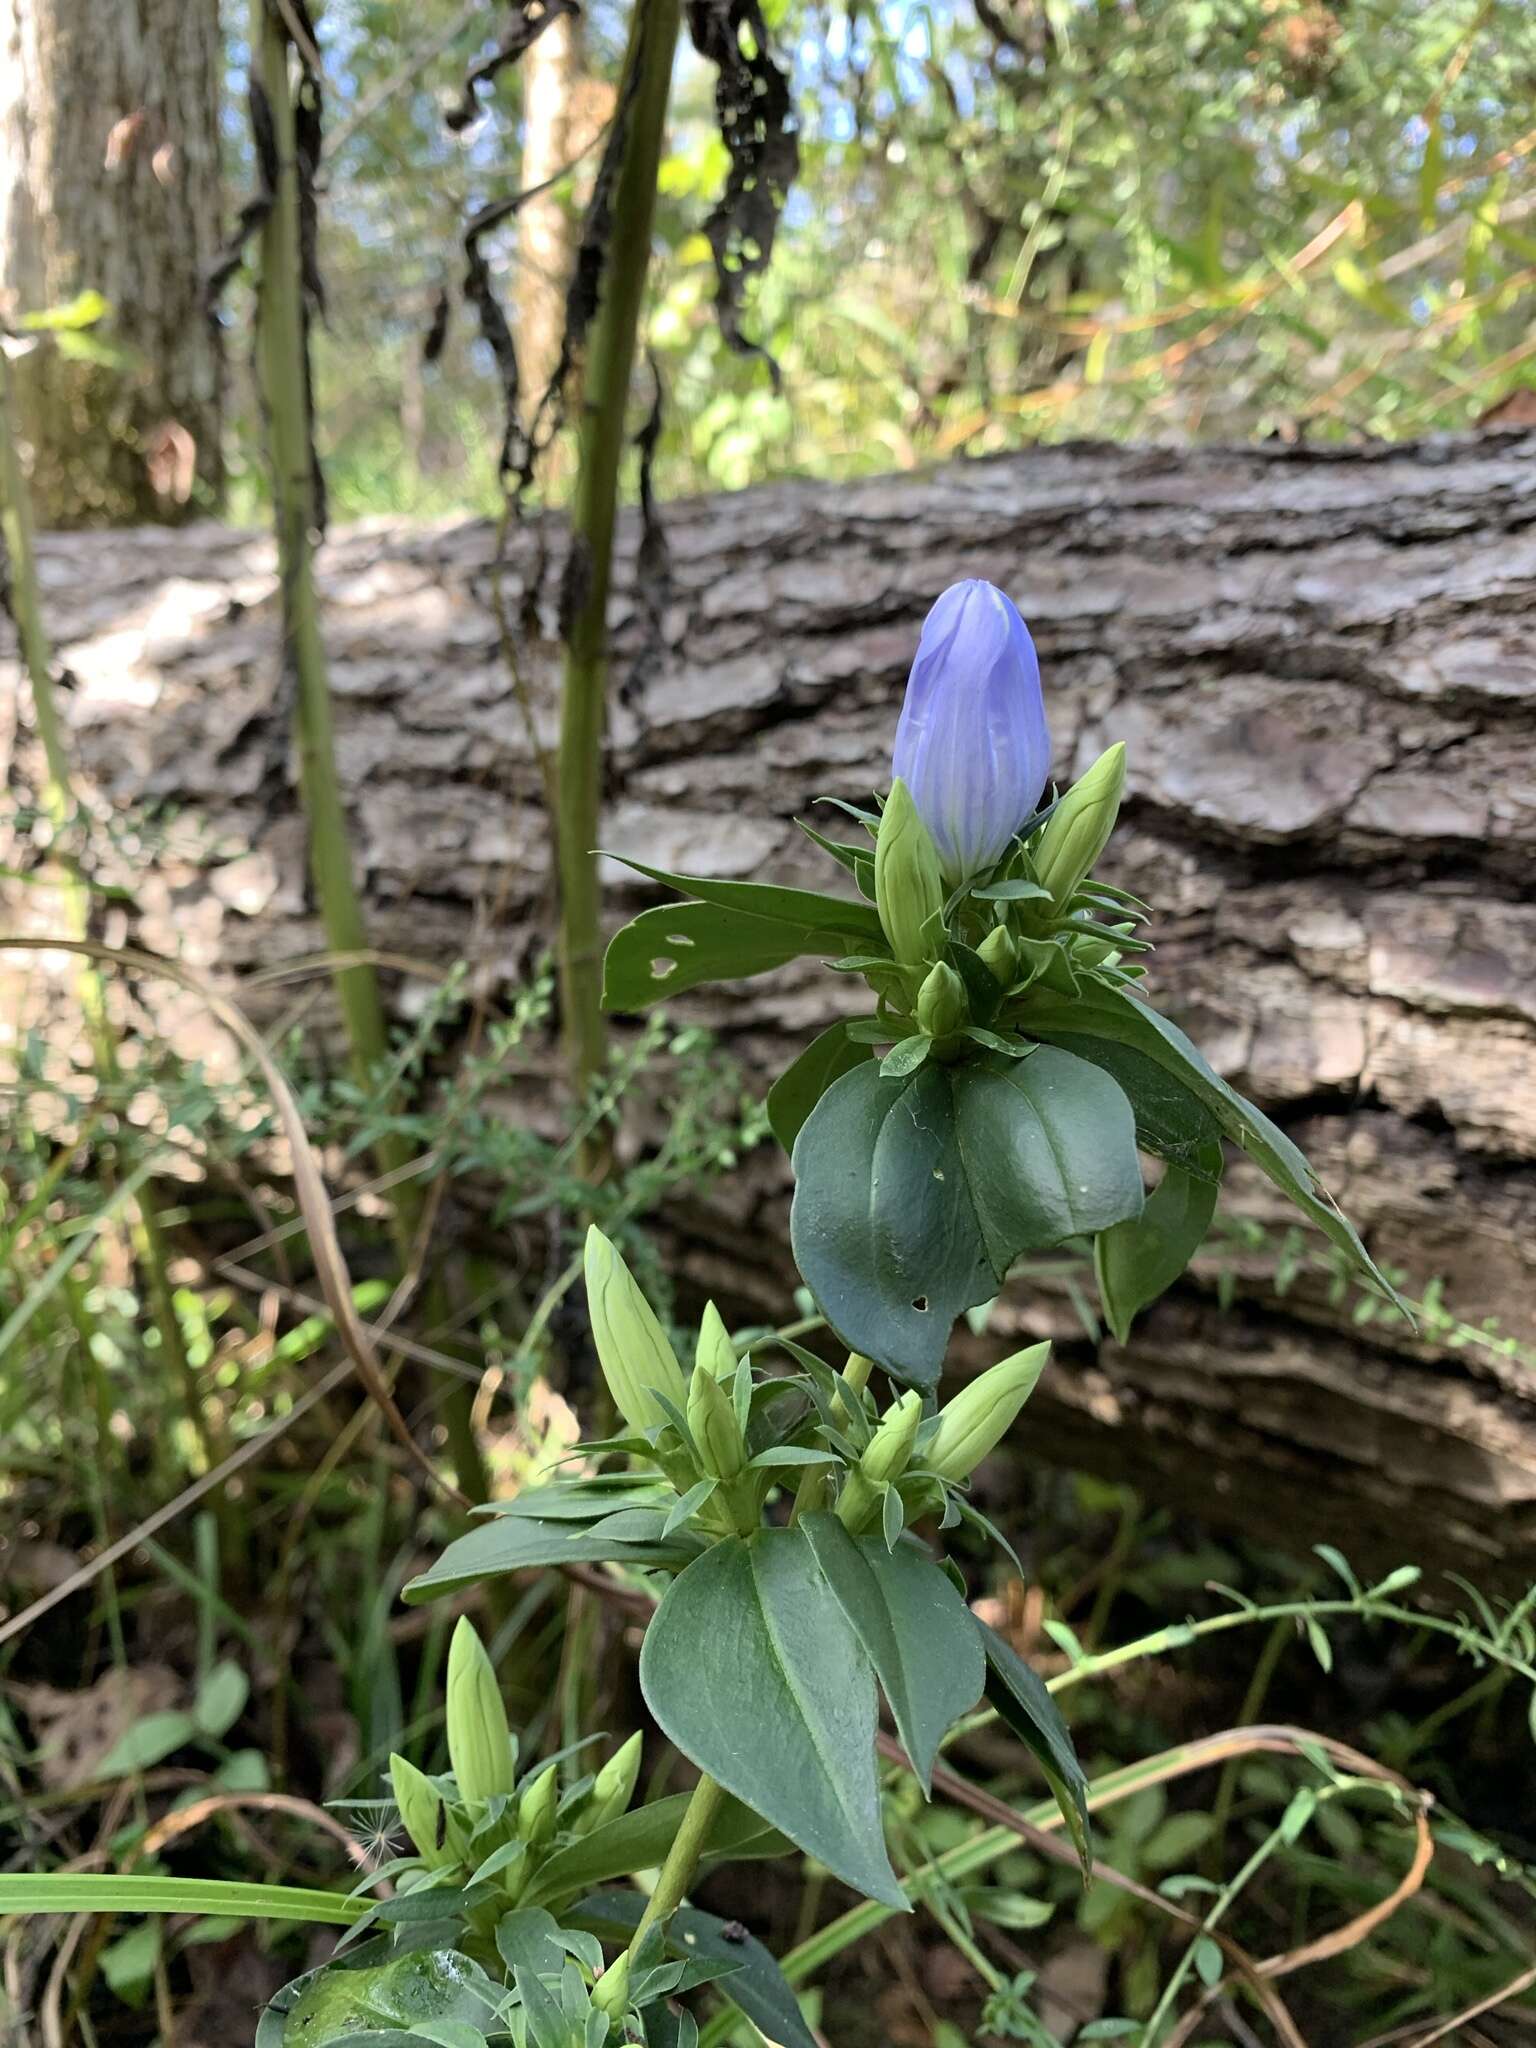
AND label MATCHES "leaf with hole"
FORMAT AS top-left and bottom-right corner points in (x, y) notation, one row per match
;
(790, 1048), (1143, 1387)
(602, 902), (814, 1009)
